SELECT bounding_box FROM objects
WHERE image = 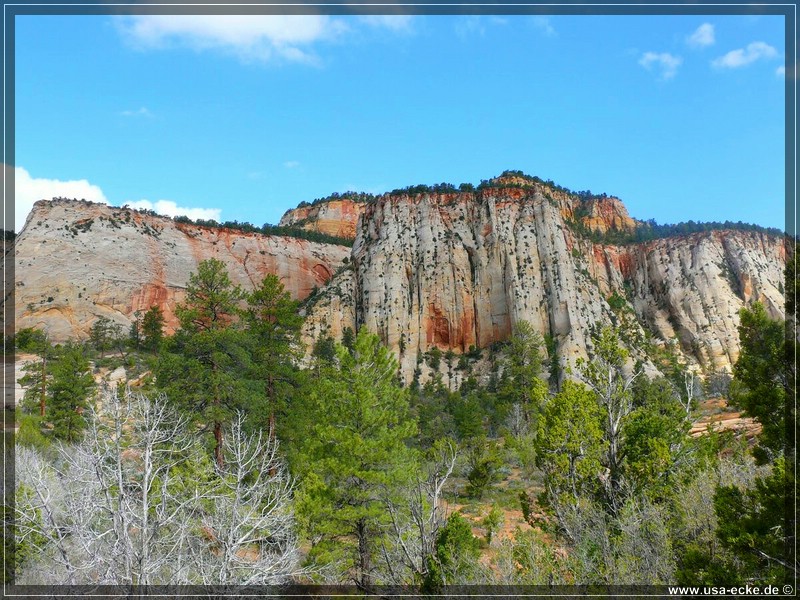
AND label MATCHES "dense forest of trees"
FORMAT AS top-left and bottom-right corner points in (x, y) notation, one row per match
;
(8, 253), (795, 591)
